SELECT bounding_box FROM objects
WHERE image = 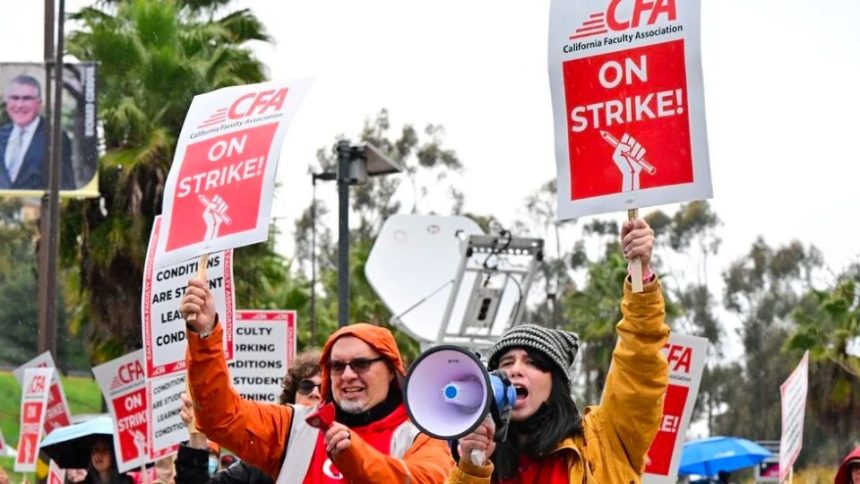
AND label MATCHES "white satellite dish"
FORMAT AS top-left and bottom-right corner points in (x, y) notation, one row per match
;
(365, 215), (484, 344)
